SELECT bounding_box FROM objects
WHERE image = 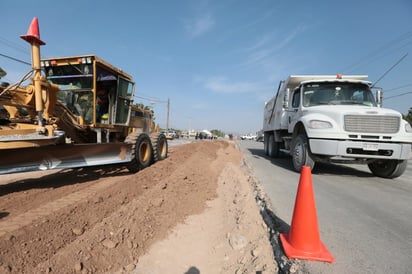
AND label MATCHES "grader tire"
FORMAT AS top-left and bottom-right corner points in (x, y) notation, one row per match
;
(150, 132), (168, 163)
(125, 132), (153, 173)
